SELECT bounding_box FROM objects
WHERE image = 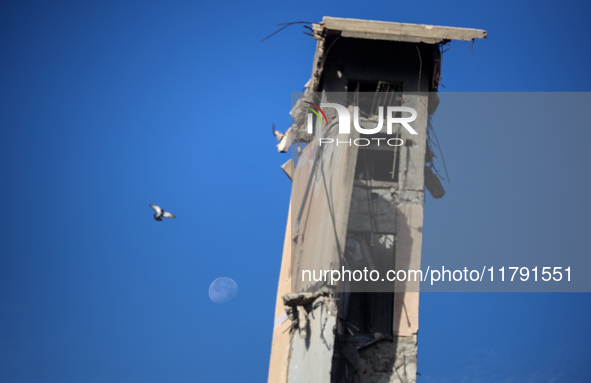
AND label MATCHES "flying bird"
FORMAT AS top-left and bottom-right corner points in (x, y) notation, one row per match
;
(149, 204), (175, 221)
